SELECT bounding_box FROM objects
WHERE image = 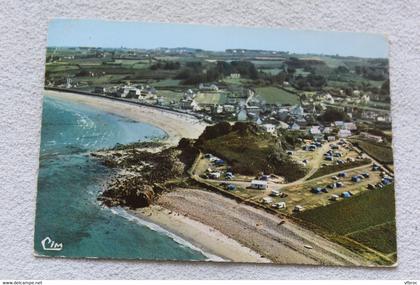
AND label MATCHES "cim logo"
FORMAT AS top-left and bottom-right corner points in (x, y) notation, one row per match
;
(41, 237), (63, 251)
